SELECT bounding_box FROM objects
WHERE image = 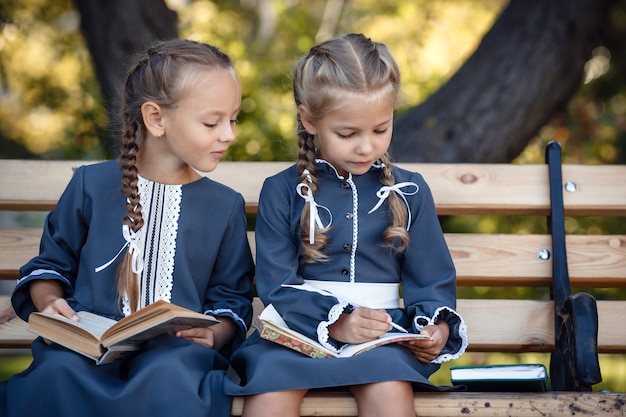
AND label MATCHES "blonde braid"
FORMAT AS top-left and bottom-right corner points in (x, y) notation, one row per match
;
(116, 112), (143, 312)
(379, 153), (409, 252)
(297, 114), (330, 262)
